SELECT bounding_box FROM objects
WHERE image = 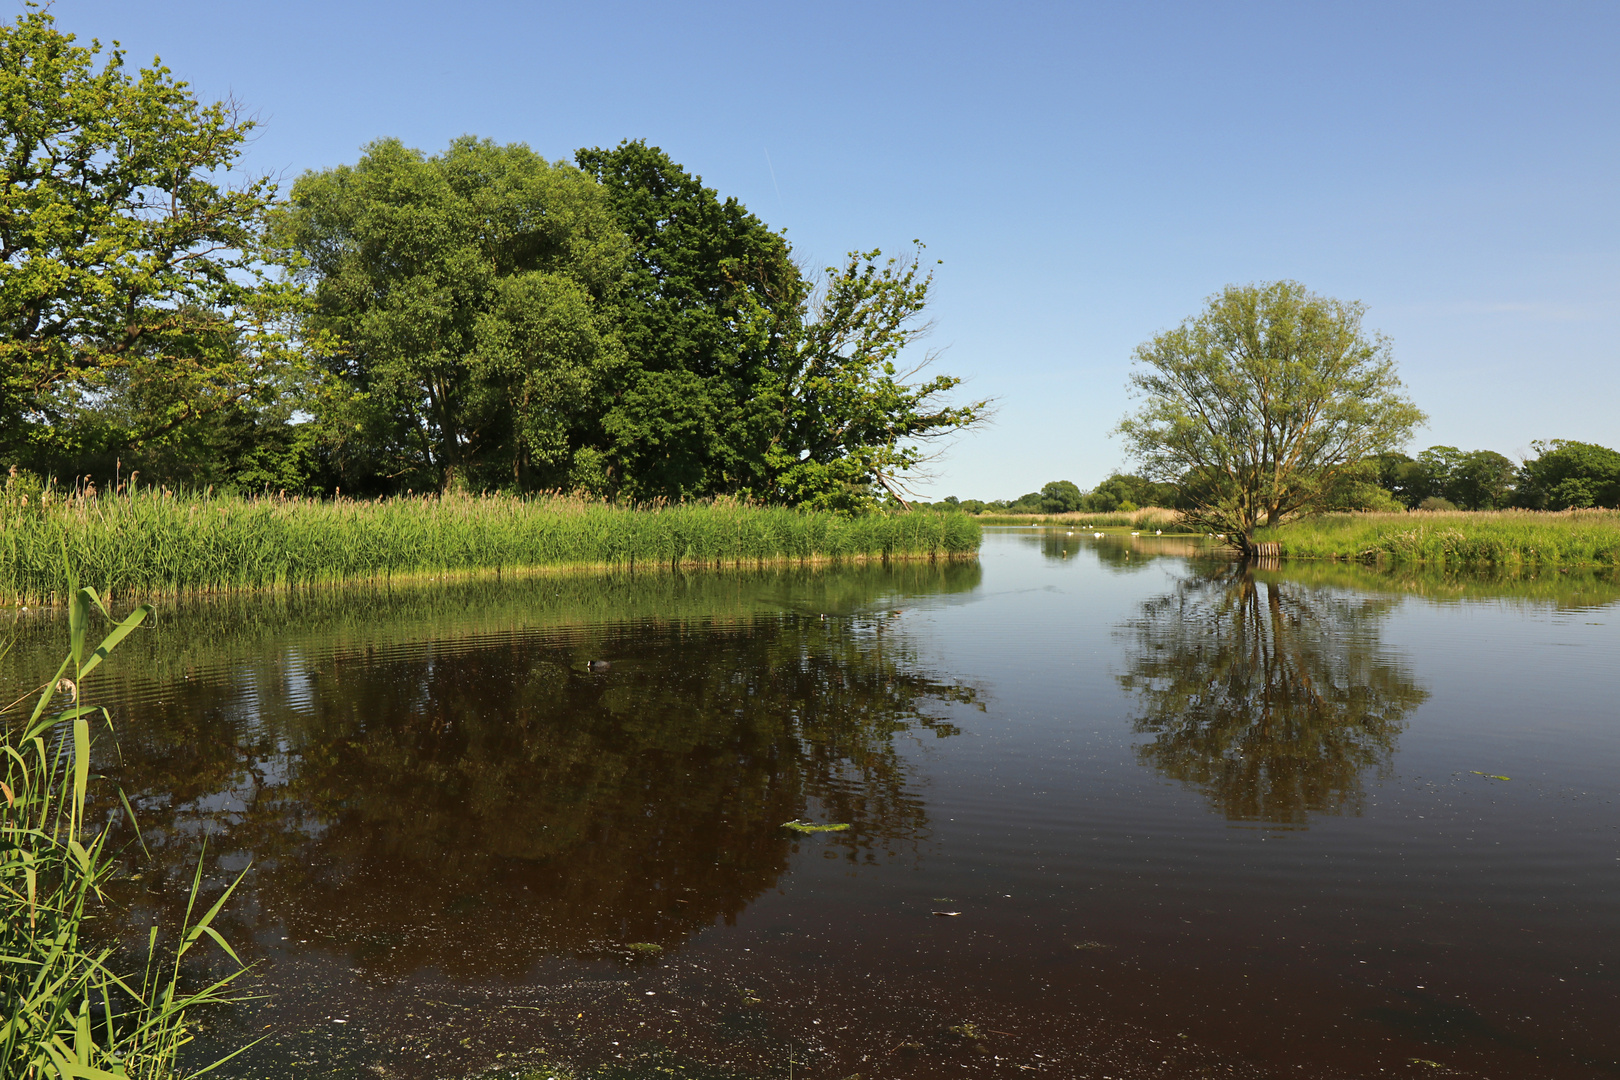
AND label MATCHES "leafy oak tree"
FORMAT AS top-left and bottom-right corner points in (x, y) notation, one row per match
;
(0, 6), (302, 477)
(1118, 281), (1424, 553)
